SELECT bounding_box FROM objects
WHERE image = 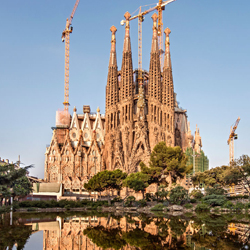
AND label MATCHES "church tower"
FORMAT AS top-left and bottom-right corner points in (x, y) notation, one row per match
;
(119, 12), (135, 170)
(162, 27), (175, 147)
(148, 14), (164, 149)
